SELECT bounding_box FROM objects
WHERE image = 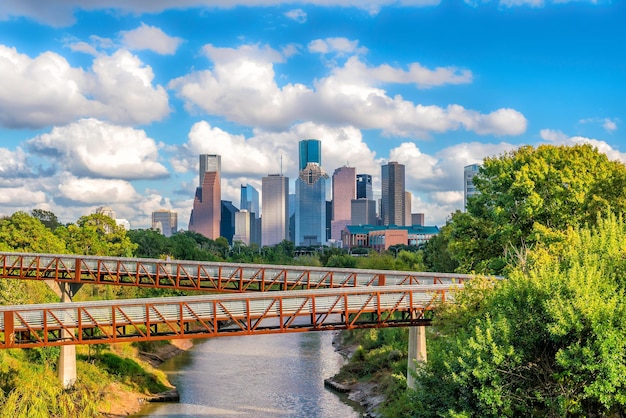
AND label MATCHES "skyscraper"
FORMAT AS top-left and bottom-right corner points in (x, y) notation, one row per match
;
(356, 174), (373, 200)
(262, 174), (289, 246)
(464, 163), (480, 210)
(295, 139), (328, 246)
(220, 200), (239, 245)
(298, 139), (321, 170)
(381, 161), (405, 226)
(152, 210), (178, 237)
(188, 170), (221, 239)
(240, 184), (260, 217)
(199, 154), (221, 187)
(331, 166), (356, 241)
(404, 191), (412, 226)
